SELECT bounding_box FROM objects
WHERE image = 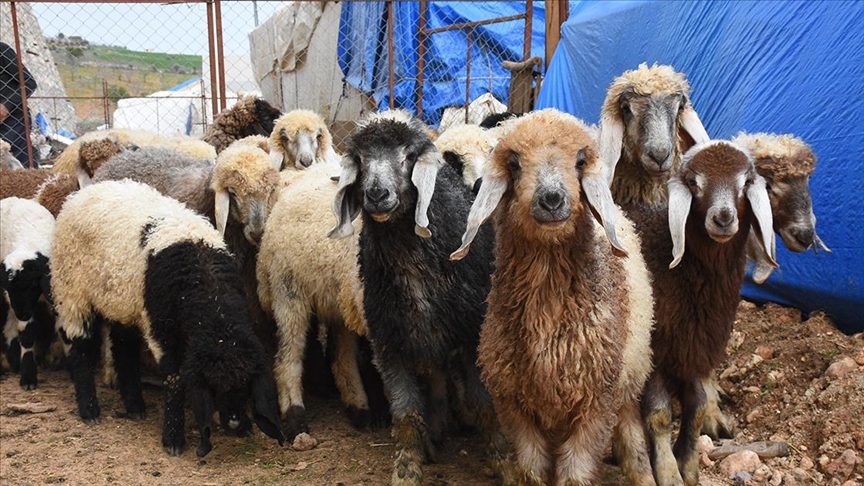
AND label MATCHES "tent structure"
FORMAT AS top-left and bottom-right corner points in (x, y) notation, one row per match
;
(537, 1), (863, 333)
(337, 2), (546, 126)
(112, 77), (204, 136)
